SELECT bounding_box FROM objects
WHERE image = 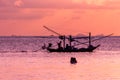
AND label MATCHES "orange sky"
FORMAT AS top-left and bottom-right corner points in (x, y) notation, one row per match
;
(0, 0), (120, 36)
